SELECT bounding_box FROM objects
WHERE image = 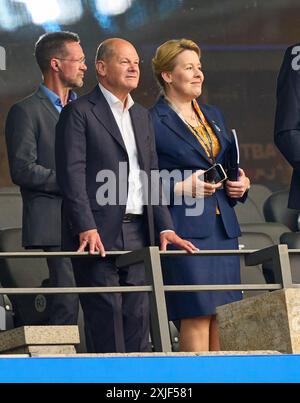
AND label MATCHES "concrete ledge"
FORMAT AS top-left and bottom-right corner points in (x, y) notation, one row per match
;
(6, 345), (76, 355)
(0, 350), (281, 358)
(61, 351), (281, 357)
(217, 288), (300, 354)
(0, 326), (79, 353)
